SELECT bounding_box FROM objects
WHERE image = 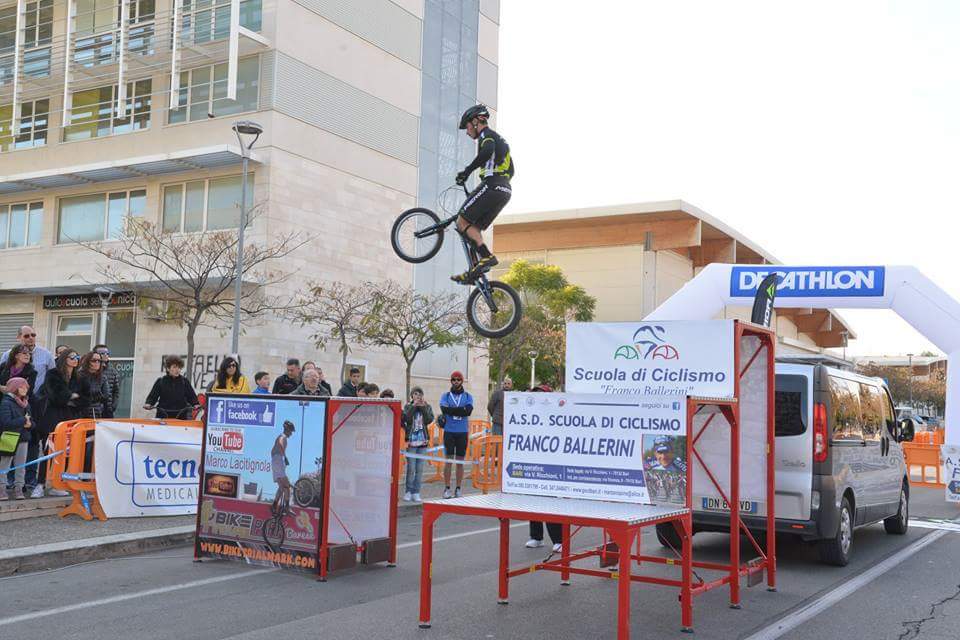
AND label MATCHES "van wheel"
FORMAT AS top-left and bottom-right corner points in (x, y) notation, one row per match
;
(883, 485), (909, 535)
(655, 523), (684, 550)
(818, 496), (853, 566)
